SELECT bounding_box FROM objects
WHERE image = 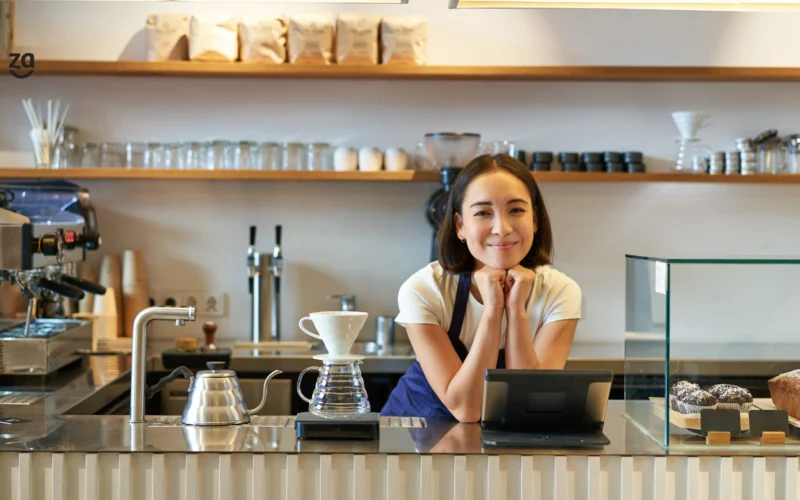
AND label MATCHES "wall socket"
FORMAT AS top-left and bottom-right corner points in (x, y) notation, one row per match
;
(155, 291), (227, 317)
